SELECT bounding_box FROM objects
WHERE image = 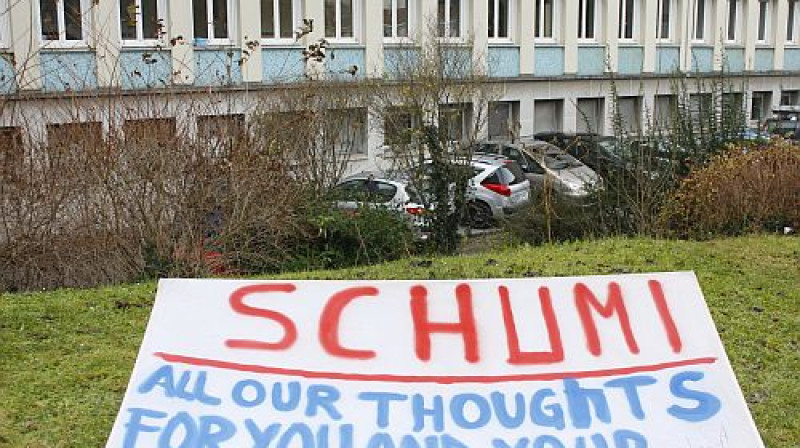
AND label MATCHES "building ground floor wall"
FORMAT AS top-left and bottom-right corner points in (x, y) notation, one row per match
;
(2, 73), (799, 177)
